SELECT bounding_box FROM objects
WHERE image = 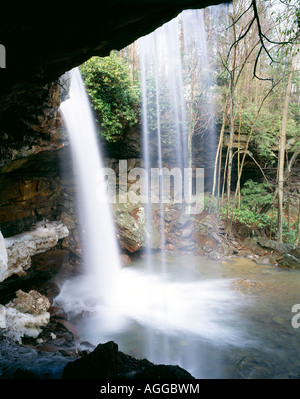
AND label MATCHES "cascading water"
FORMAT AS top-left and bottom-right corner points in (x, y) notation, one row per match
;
(181, 8), (217, 191)
(56, 68), (121, 311)
(138, 14), (189, 264)
(55, 12), (251, 379)
(138, 15), (191, 363)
